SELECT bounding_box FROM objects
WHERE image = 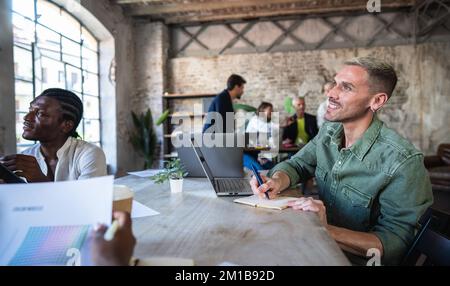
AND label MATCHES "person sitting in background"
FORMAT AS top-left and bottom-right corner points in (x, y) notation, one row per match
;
(0, 88), (107, 182)
(316, 82), (334, 128)
(244, 102), (278, 170)
(282, 96), (318, 147)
